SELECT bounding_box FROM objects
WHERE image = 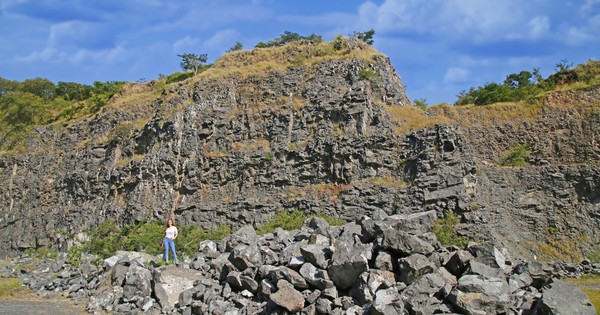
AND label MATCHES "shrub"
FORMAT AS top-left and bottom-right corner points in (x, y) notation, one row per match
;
(256, 210), (344, 235)
(359, 69), (381, 84)
(81, 220), (231, 259)
(66, 245), (83, 267)
(433, 211), (468, 248)
(24, 247), (58, 259)
(501, 143), (530, 166)
(165, 71), (194, 84)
